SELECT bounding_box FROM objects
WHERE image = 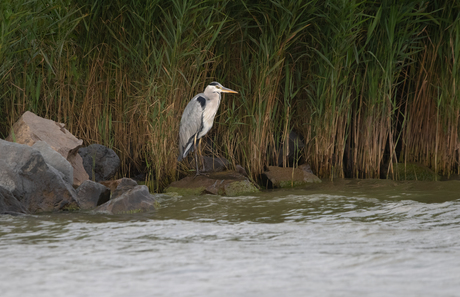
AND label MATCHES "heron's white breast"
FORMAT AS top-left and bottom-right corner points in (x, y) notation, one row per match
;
(198, 97), (220, 139)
